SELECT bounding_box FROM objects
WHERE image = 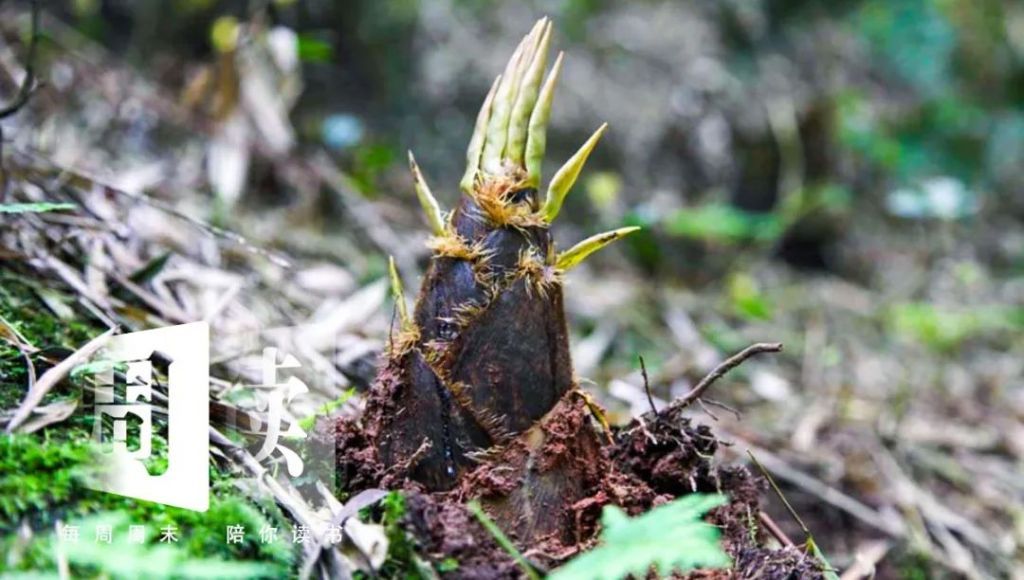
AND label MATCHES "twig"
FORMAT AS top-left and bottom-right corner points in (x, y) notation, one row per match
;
(0, 0), (40, 120)
(638, 354), (658, 415)
(18, 147), (293, 267)
(747, 449), (810, 537)
(0, 312), (37, 396)
(104, 184), (293, 268)
(703, 397), (742, 421)
(671, 342), (783, 412)
(739, 441), (905, 538)
(108, 270), (192, 323)
(696, 398), (718, 421)
(0, 0), (40, 200)
(748, 449), (843, 579)
(758, 510), (795, 548)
